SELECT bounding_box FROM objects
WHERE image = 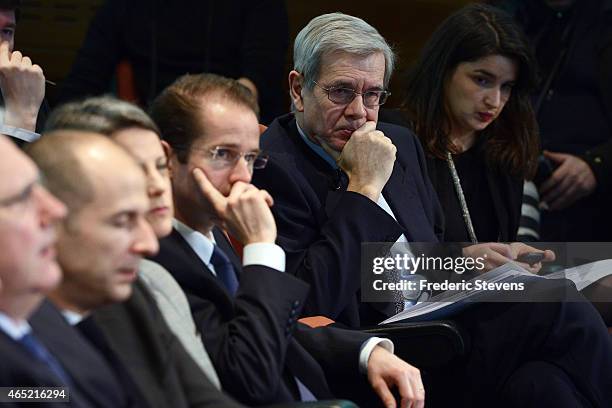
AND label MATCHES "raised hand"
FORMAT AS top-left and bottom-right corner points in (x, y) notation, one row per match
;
(539, 150), (597, 210)
(0, 42), (45, 131)
(192, 168), (276, 244)
(322, 121), (396, 202)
